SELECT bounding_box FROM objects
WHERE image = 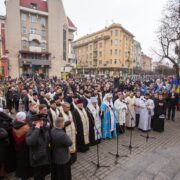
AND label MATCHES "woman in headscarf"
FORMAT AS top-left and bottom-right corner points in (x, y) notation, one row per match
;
(101, 93), (117, 139)
(12, 112), (33, 180)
